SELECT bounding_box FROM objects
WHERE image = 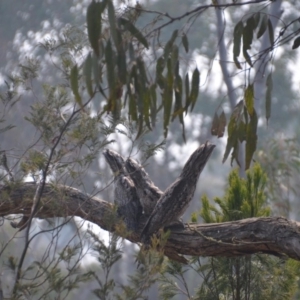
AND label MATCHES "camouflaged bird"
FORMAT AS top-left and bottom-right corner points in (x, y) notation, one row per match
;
(125, 157), (163, 215)
(103, 149), (142, 231)
(140, 141), (215, 243)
